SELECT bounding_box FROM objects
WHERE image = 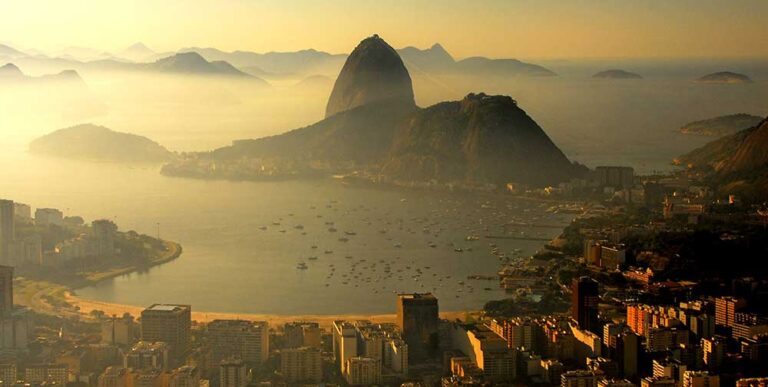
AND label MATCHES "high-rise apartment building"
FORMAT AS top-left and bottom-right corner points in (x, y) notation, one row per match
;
(24, 364), (68, 385)
(168, 366), (199, 387)
(0, 363), (16, 384)
(0, 266), (13, 318)
(683, 371), (720, 387)
(34, 208), (63, 226)
(219, 358), (248, 387)
(102, 313), (137, 346)
(715, 297), (746, 328)
(140, 304), (191, 361)
(345, 357), (381, 386)
(207, 319), (269, 365)
(280, 346), (321, 384)
(283, 321), (321, 348)
(561, 370), (598, 387)
(396, 293), (438, 362)
(701, 337), (725, 372)
(124, 341), (170, 371)
(0, 200), (14, 264)
(332, 320), (358, 374)
(572, 277), (600, 333)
